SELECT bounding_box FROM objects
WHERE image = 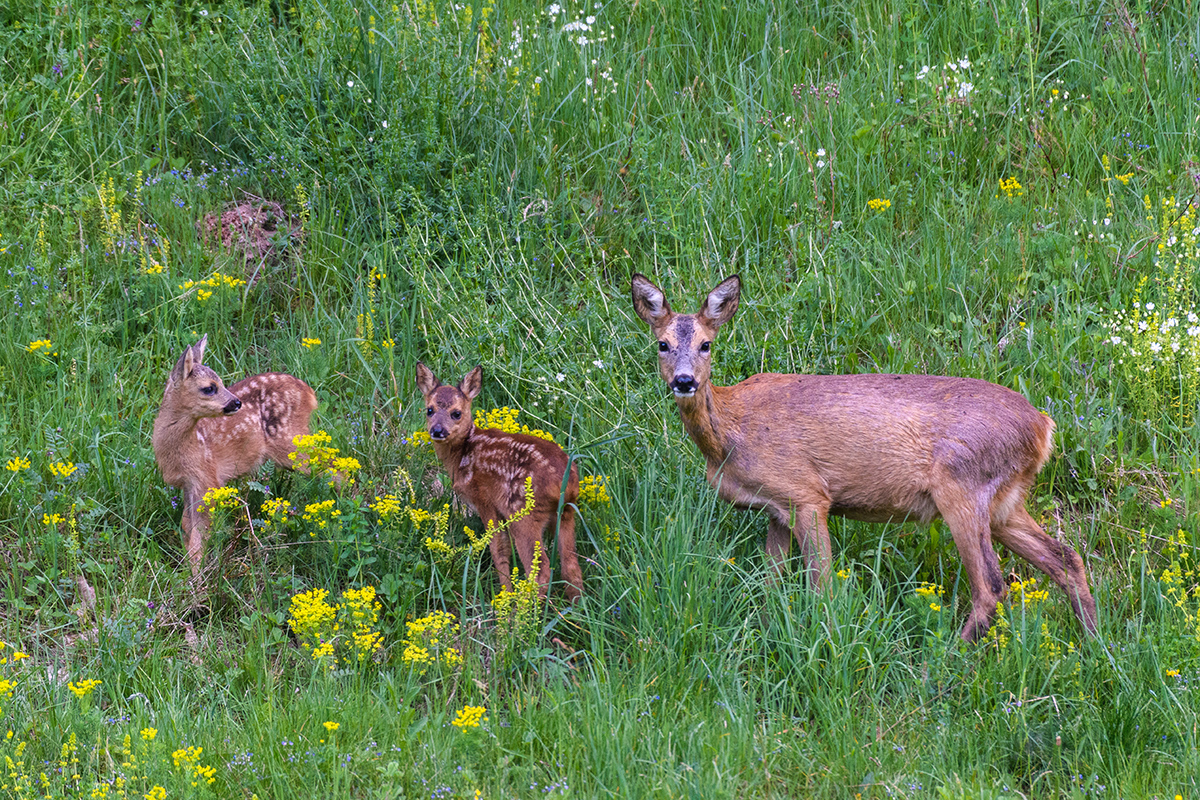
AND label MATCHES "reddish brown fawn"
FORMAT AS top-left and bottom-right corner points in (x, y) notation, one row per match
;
(152, 335), (318, 573)
(631, 274), (1098, 642)
(416, 362), (584, 601)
